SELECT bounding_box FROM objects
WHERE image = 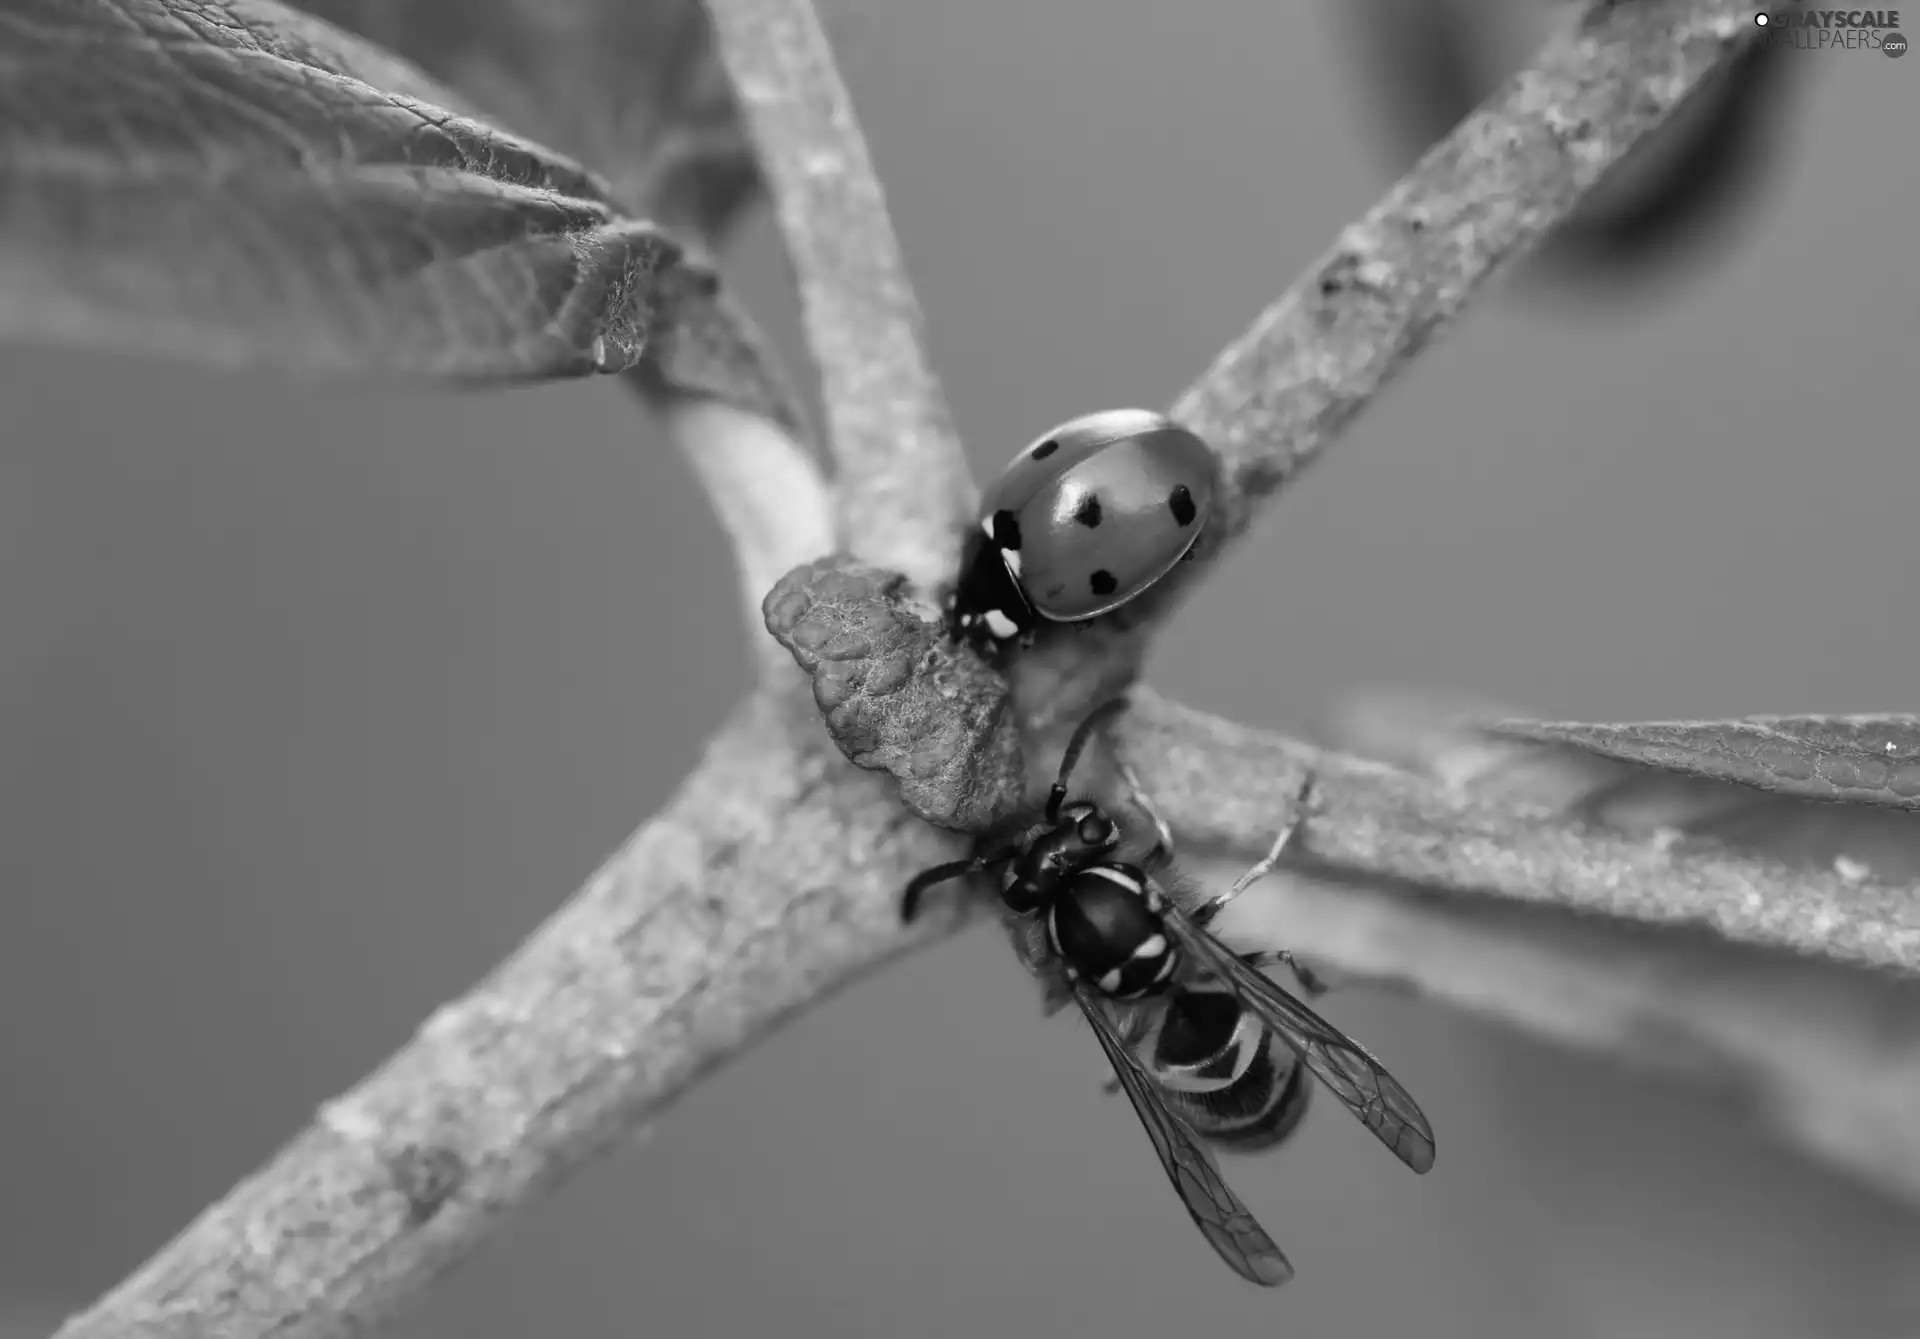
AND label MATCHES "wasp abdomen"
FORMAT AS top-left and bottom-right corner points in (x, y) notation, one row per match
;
(1189, 1048), (1312, 1154)
(1145, 985), (1312, 1153)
